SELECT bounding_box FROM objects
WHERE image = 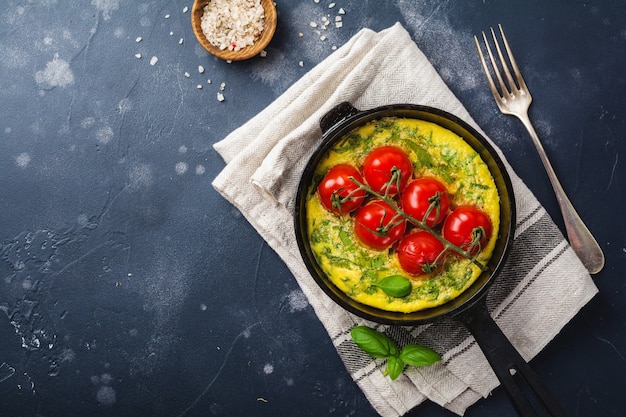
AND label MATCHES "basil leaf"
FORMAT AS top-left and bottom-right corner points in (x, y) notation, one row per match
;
(376, 275), (412, 298)
(399, 344), (441, 367)
(384, 355), (405, 381)
(350, 326), (397, 358)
